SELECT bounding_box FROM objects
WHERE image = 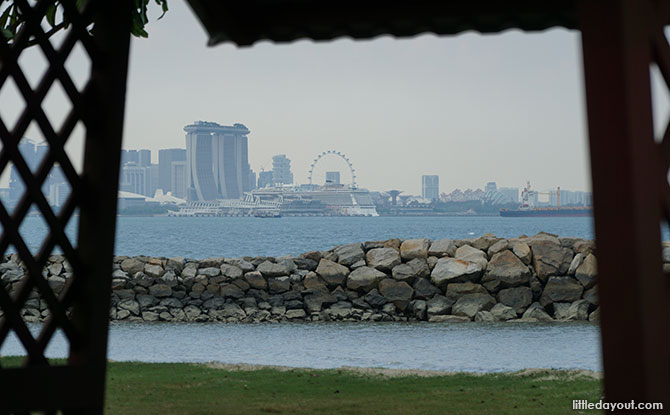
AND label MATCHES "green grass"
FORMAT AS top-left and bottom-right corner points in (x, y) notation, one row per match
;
(1, 357), (603, 414)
